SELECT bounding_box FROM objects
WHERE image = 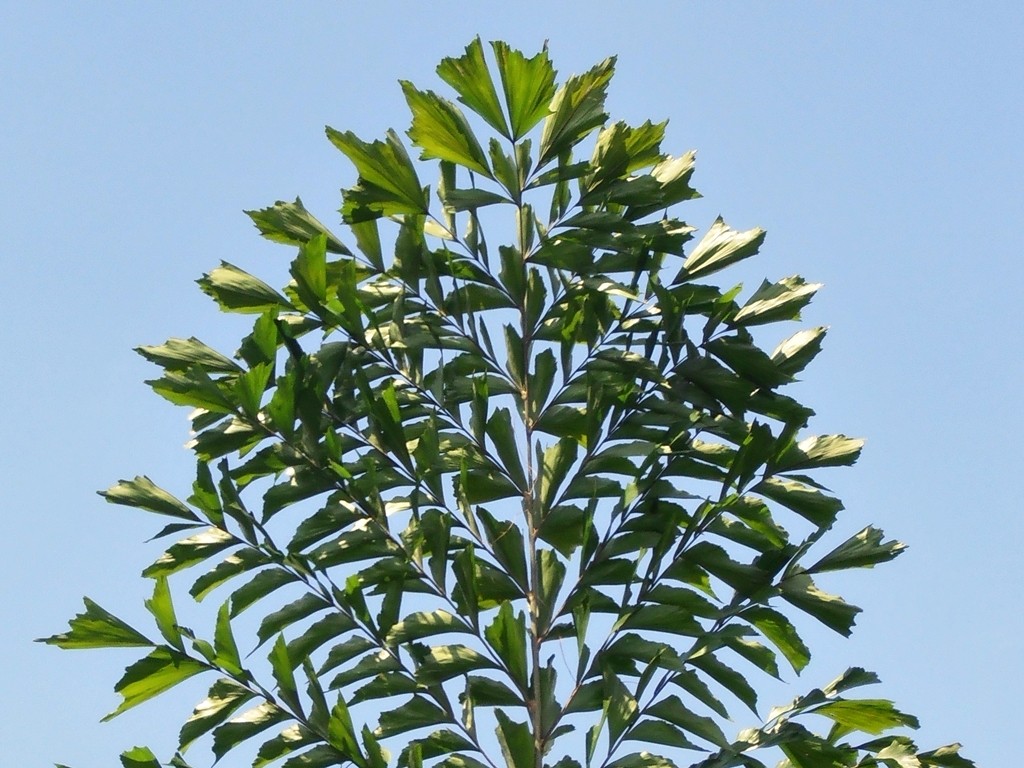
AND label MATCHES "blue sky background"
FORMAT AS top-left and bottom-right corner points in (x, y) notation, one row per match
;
(2, 3), (1021, 766)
